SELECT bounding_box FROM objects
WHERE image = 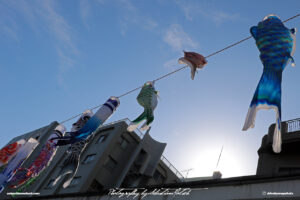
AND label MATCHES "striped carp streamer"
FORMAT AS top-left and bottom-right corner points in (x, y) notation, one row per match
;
(51, 97), (120, 188)
(243, 14), (296, 153)
(127, 81), (159, 132)
(55, 97), (120, 146)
